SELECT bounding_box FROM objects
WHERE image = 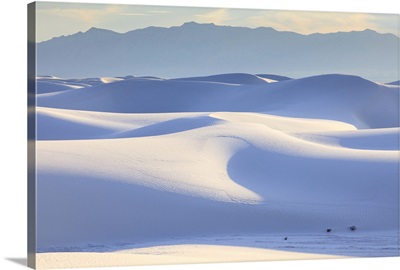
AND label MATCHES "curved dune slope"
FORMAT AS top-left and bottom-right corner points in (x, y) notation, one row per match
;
(37, 74), (398, 129)
(36, 73), (399, 258)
